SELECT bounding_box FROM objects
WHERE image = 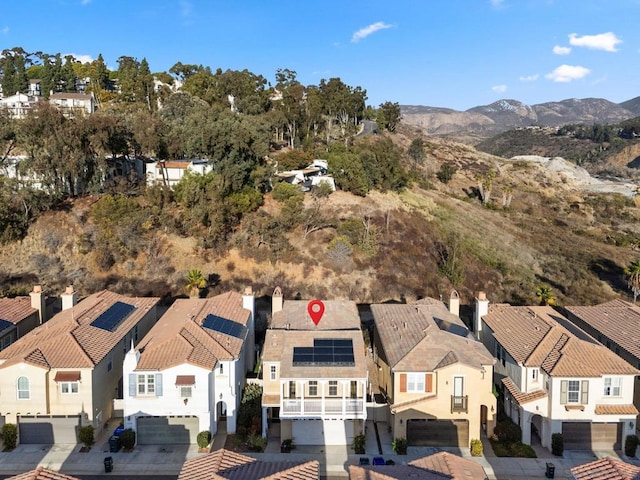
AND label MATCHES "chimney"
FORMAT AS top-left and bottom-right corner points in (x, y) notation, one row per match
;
(61, 285), (78, 311)
(448, 290), (460, 317)
(474, 291), (489, 338)
(242, 286), (256, 371)
(29, 285), (47, 324)
(272, 286), (283, 316)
